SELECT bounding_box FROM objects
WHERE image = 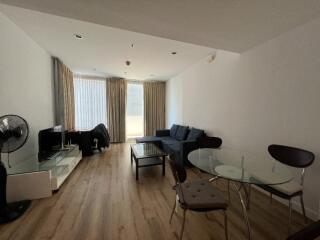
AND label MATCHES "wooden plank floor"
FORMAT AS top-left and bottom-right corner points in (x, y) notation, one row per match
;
(0, 143), (311, 240)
